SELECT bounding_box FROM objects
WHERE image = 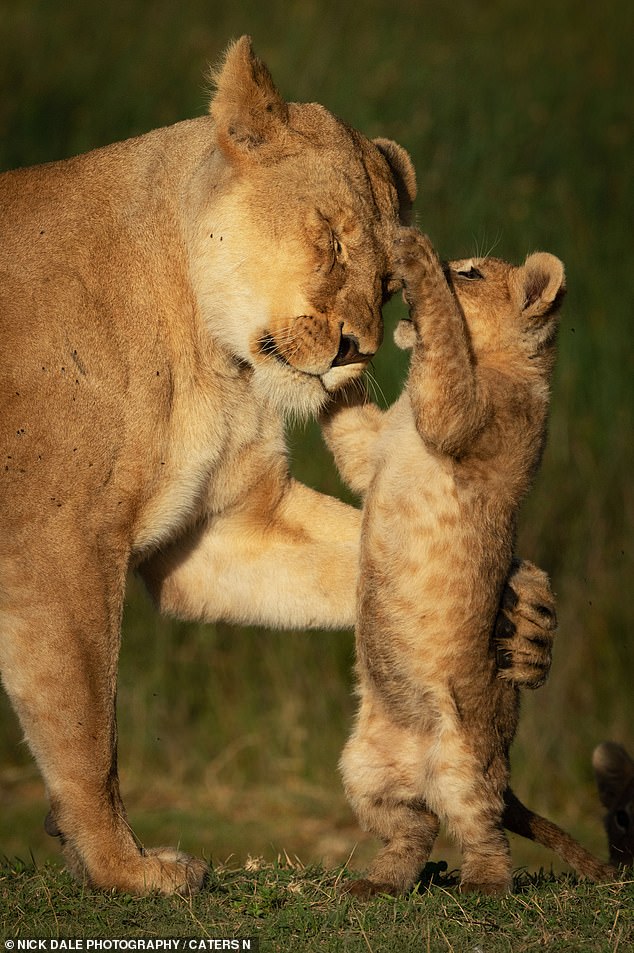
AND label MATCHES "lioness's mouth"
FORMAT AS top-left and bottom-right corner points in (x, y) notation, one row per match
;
(256, 333), (319, 376)
(257, 329), (372, 375)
